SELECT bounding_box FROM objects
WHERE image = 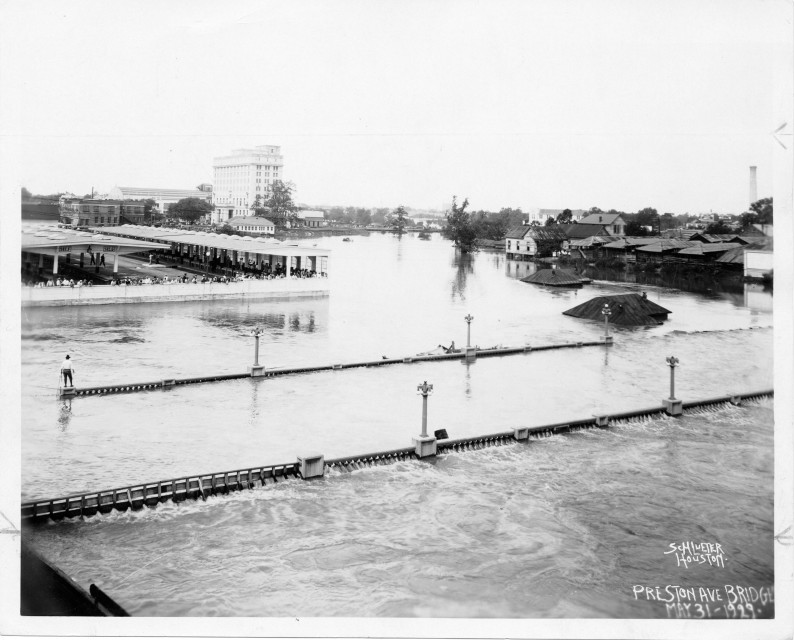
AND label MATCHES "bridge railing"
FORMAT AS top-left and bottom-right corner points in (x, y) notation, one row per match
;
(22, 389), (772, 523)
